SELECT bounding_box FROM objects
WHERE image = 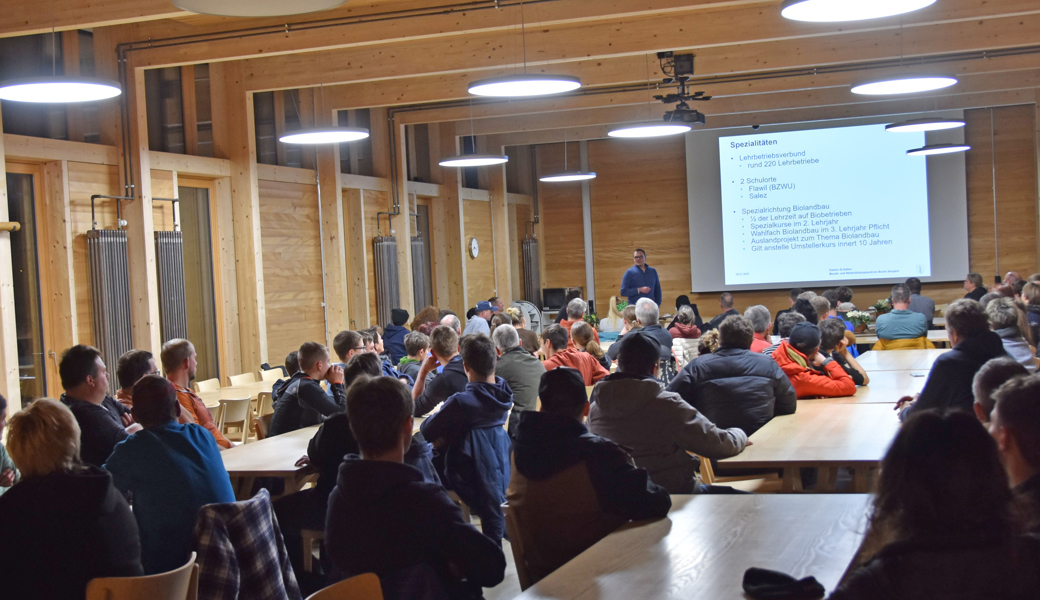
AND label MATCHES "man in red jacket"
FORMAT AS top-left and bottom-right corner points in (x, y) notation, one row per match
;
(772, 322), (855, 398)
